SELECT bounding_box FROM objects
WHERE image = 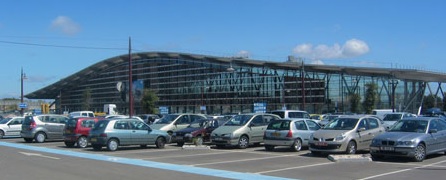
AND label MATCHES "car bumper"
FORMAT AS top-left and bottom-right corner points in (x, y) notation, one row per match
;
(309, 141), (348, 153)
(64, 134), (81, 142)
(264, 139), (295, 146)
(88, 136), (108, 145)
(369, 146), (416, 157)
(20, 131), (36, 138)
(211, 137), (238, 146)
